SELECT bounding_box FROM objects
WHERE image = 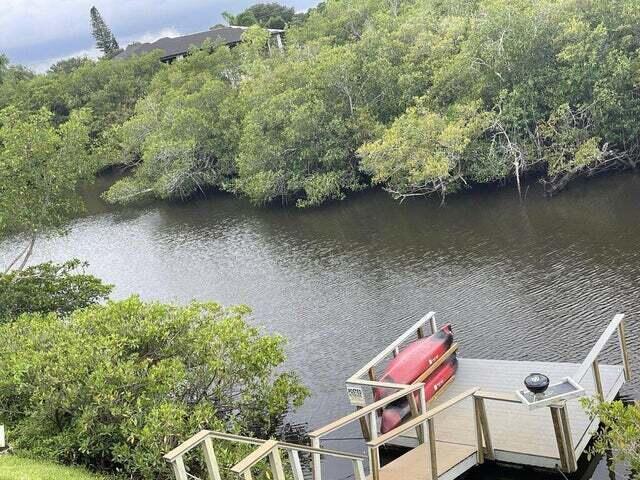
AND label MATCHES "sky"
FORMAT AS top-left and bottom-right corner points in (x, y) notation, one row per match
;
(1, 0), (318, 72)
